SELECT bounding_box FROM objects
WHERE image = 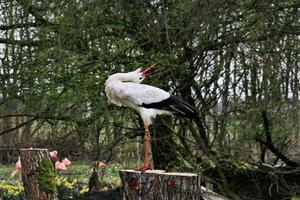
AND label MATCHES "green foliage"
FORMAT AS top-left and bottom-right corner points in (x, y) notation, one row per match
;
(37, 158), (57, 195)
(1, 0), (298, 158)
(0, 1), (299, 198)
